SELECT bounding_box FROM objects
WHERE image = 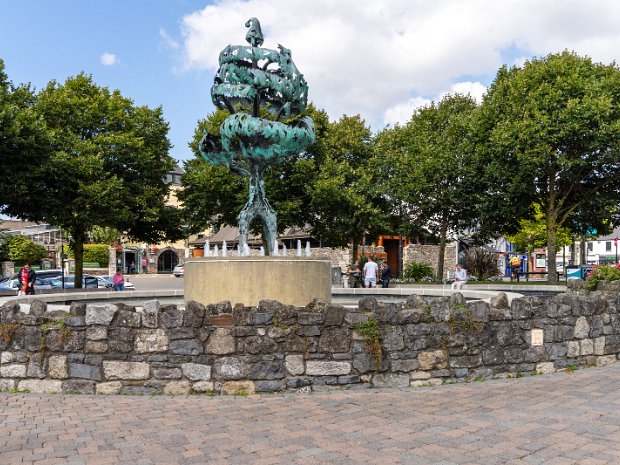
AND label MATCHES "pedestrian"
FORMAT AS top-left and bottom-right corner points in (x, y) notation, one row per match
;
(451, 263), (467, 290)
(509, 254), (521, 282)
(17, 263), (36, 295)
(363, 256), (379, 288)
(381, 261), (392, 288)
(347, 260), (362, 288)
(113, 269), (125, 291)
